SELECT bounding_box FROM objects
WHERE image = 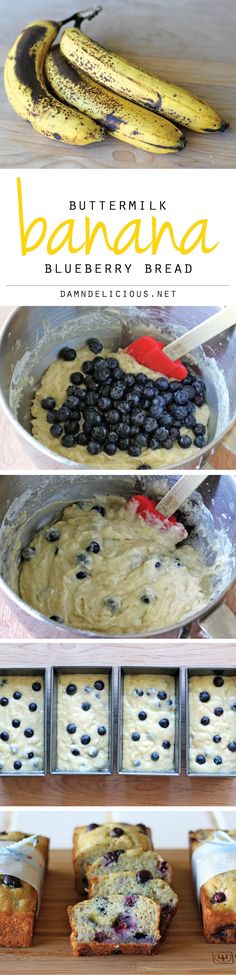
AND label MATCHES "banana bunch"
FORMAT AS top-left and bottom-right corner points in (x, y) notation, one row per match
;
(4, 6), (228, 153)
(61, 10), (228, 134)
(4, 16), (104, 146)
(45, 46), (185, 153)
